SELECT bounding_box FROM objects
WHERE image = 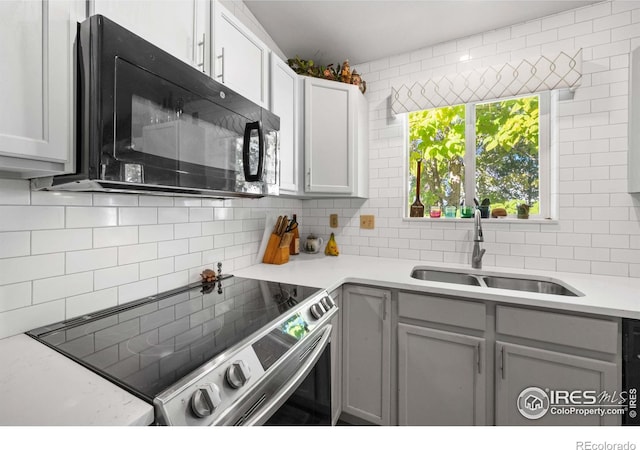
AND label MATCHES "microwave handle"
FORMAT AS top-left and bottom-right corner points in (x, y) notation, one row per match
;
(243, 121), (264, 182)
